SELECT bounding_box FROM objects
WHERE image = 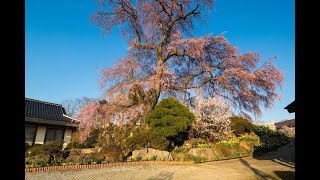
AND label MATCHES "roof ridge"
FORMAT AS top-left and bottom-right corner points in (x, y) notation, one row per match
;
(25, 98), (62, 107)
